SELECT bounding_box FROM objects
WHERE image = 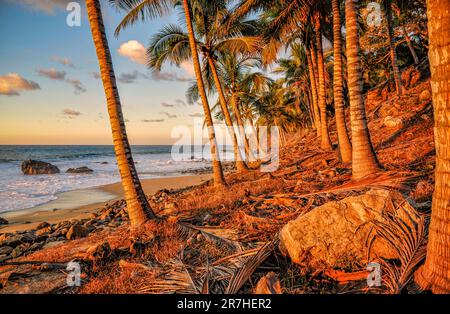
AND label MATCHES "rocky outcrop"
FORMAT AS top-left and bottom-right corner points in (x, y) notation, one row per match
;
(279, 189), (421, 268)
(0, 217), (8, 226)
(66, 166), (94, 174)
(66, 225), (89, 240)
(21, 160), (60, 175)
